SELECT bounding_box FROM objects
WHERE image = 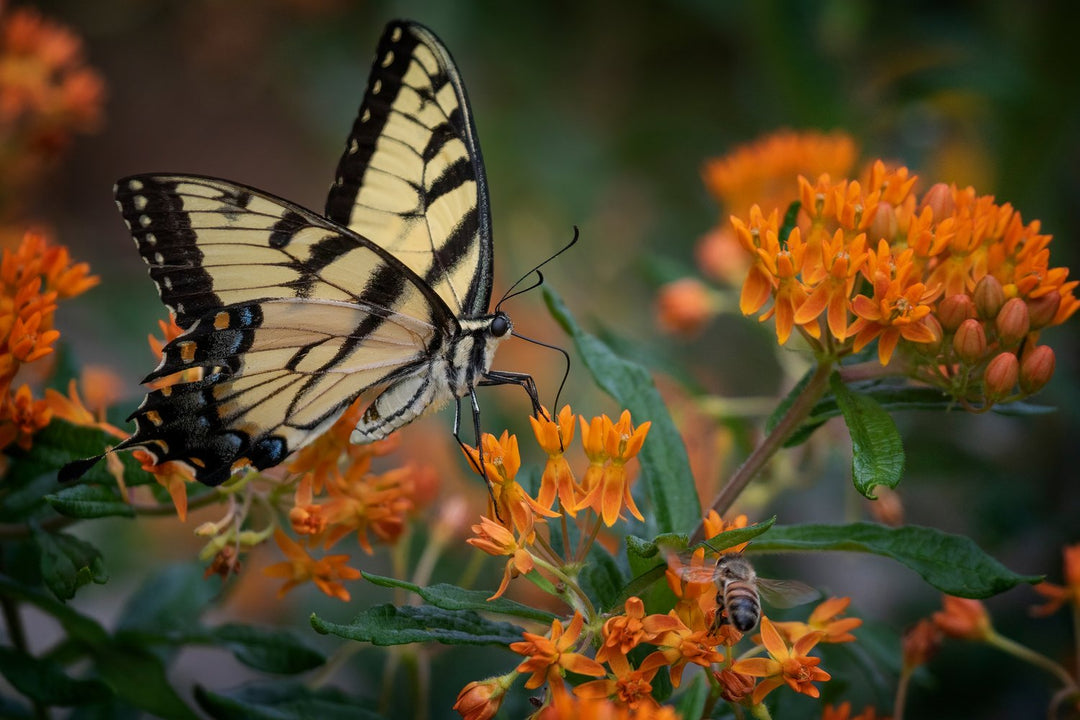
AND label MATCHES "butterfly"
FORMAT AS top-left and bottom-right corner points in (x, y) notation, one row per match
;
(61, 20), (542, 487)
